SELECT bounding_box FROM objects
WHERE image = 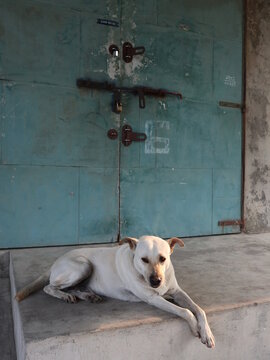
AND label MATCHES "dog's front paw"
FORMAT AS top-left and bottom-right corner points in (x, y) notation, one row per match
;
(189, 314), (200, 338)
(198, 322), (215, 348)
